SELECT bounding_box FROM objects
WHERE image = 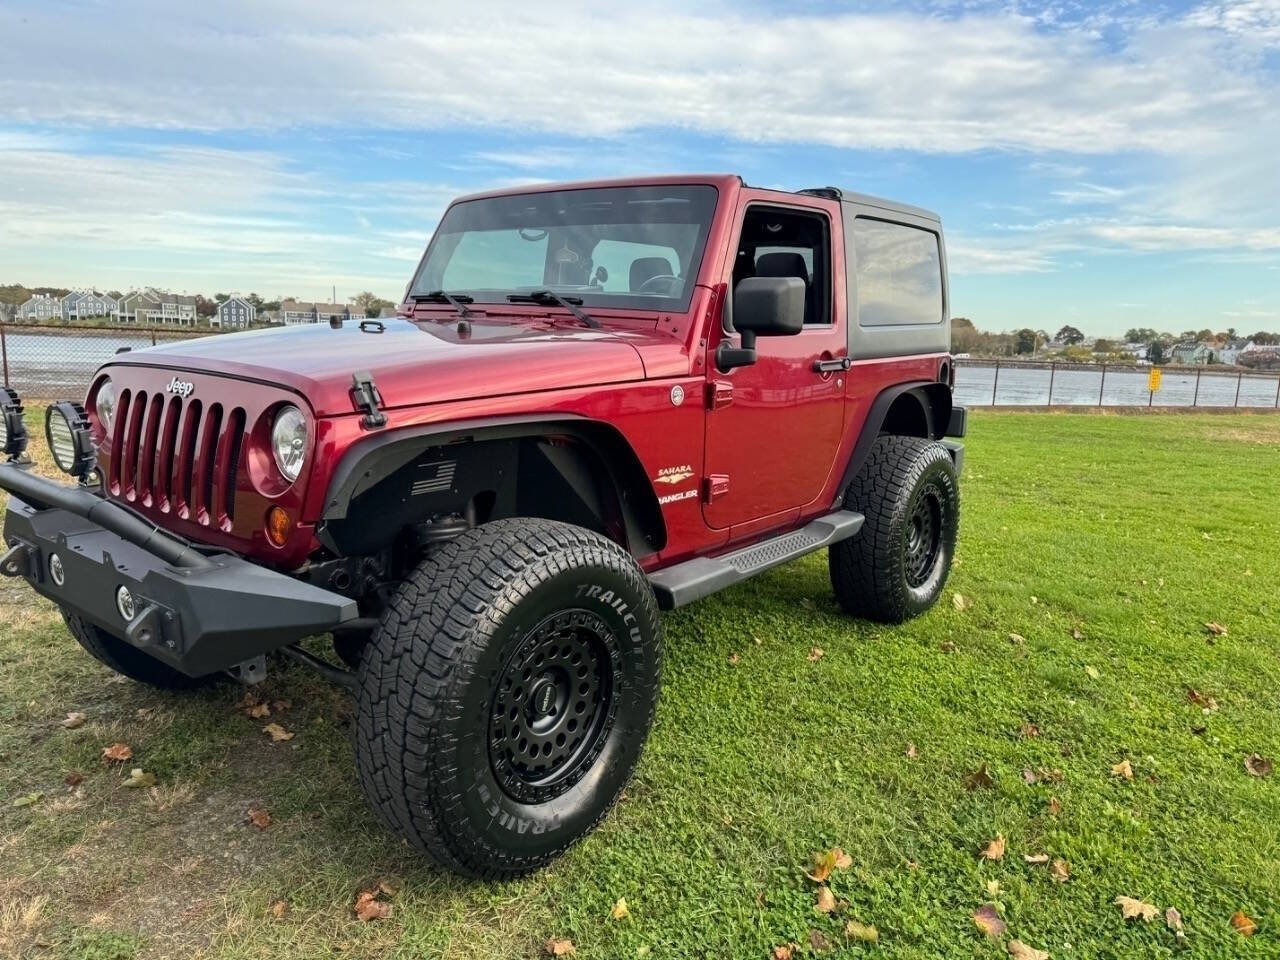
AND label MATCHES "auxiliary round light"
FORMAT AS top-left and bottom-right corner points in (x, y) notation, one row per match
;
(0, 387), (27, 461)
(45, 401), (96, 479)
(270, 405), (308, 483)
(49, 552), (65, 587)
(115, 585), (136, 622)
